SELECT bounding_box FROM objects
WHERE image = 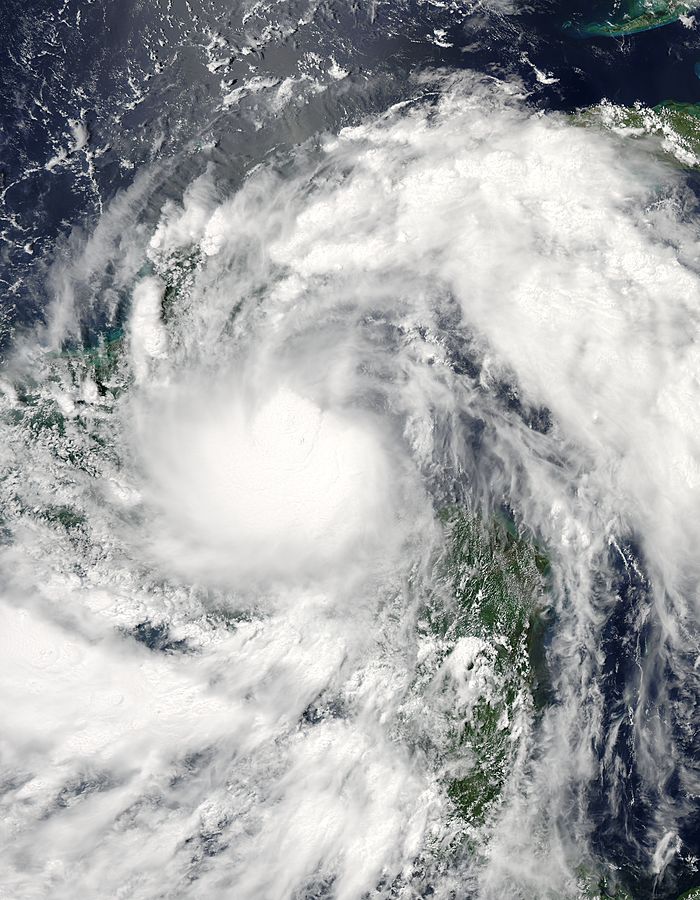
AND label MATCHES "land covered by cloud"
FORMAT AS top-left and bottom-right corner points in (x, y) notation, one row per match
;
(1, 72), (699, 898)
